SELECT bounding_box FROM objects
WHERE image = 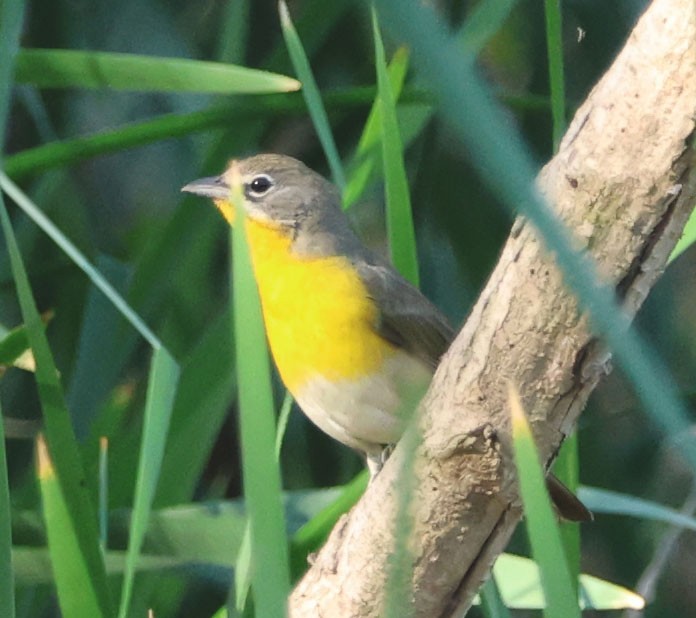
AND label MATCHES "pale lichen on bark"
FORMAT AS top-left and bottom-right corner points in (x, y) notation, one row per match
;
(290, 0), (696, 616)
